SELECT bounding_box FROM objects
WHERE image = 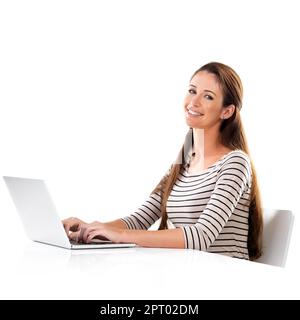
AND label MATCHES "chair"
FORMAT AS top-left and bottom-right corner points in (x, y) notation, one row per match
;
(256, 208), (294, 267)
